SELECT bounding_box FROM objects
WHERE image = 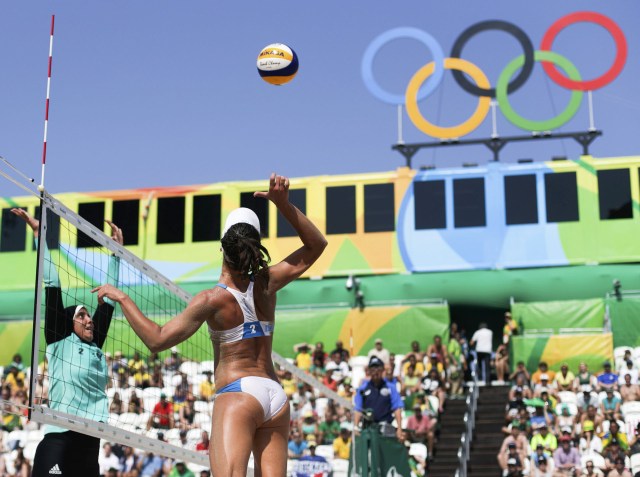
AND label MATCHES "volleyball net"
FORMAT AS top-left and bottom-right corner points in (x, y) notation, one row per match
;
(28, 191), (211, 467)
